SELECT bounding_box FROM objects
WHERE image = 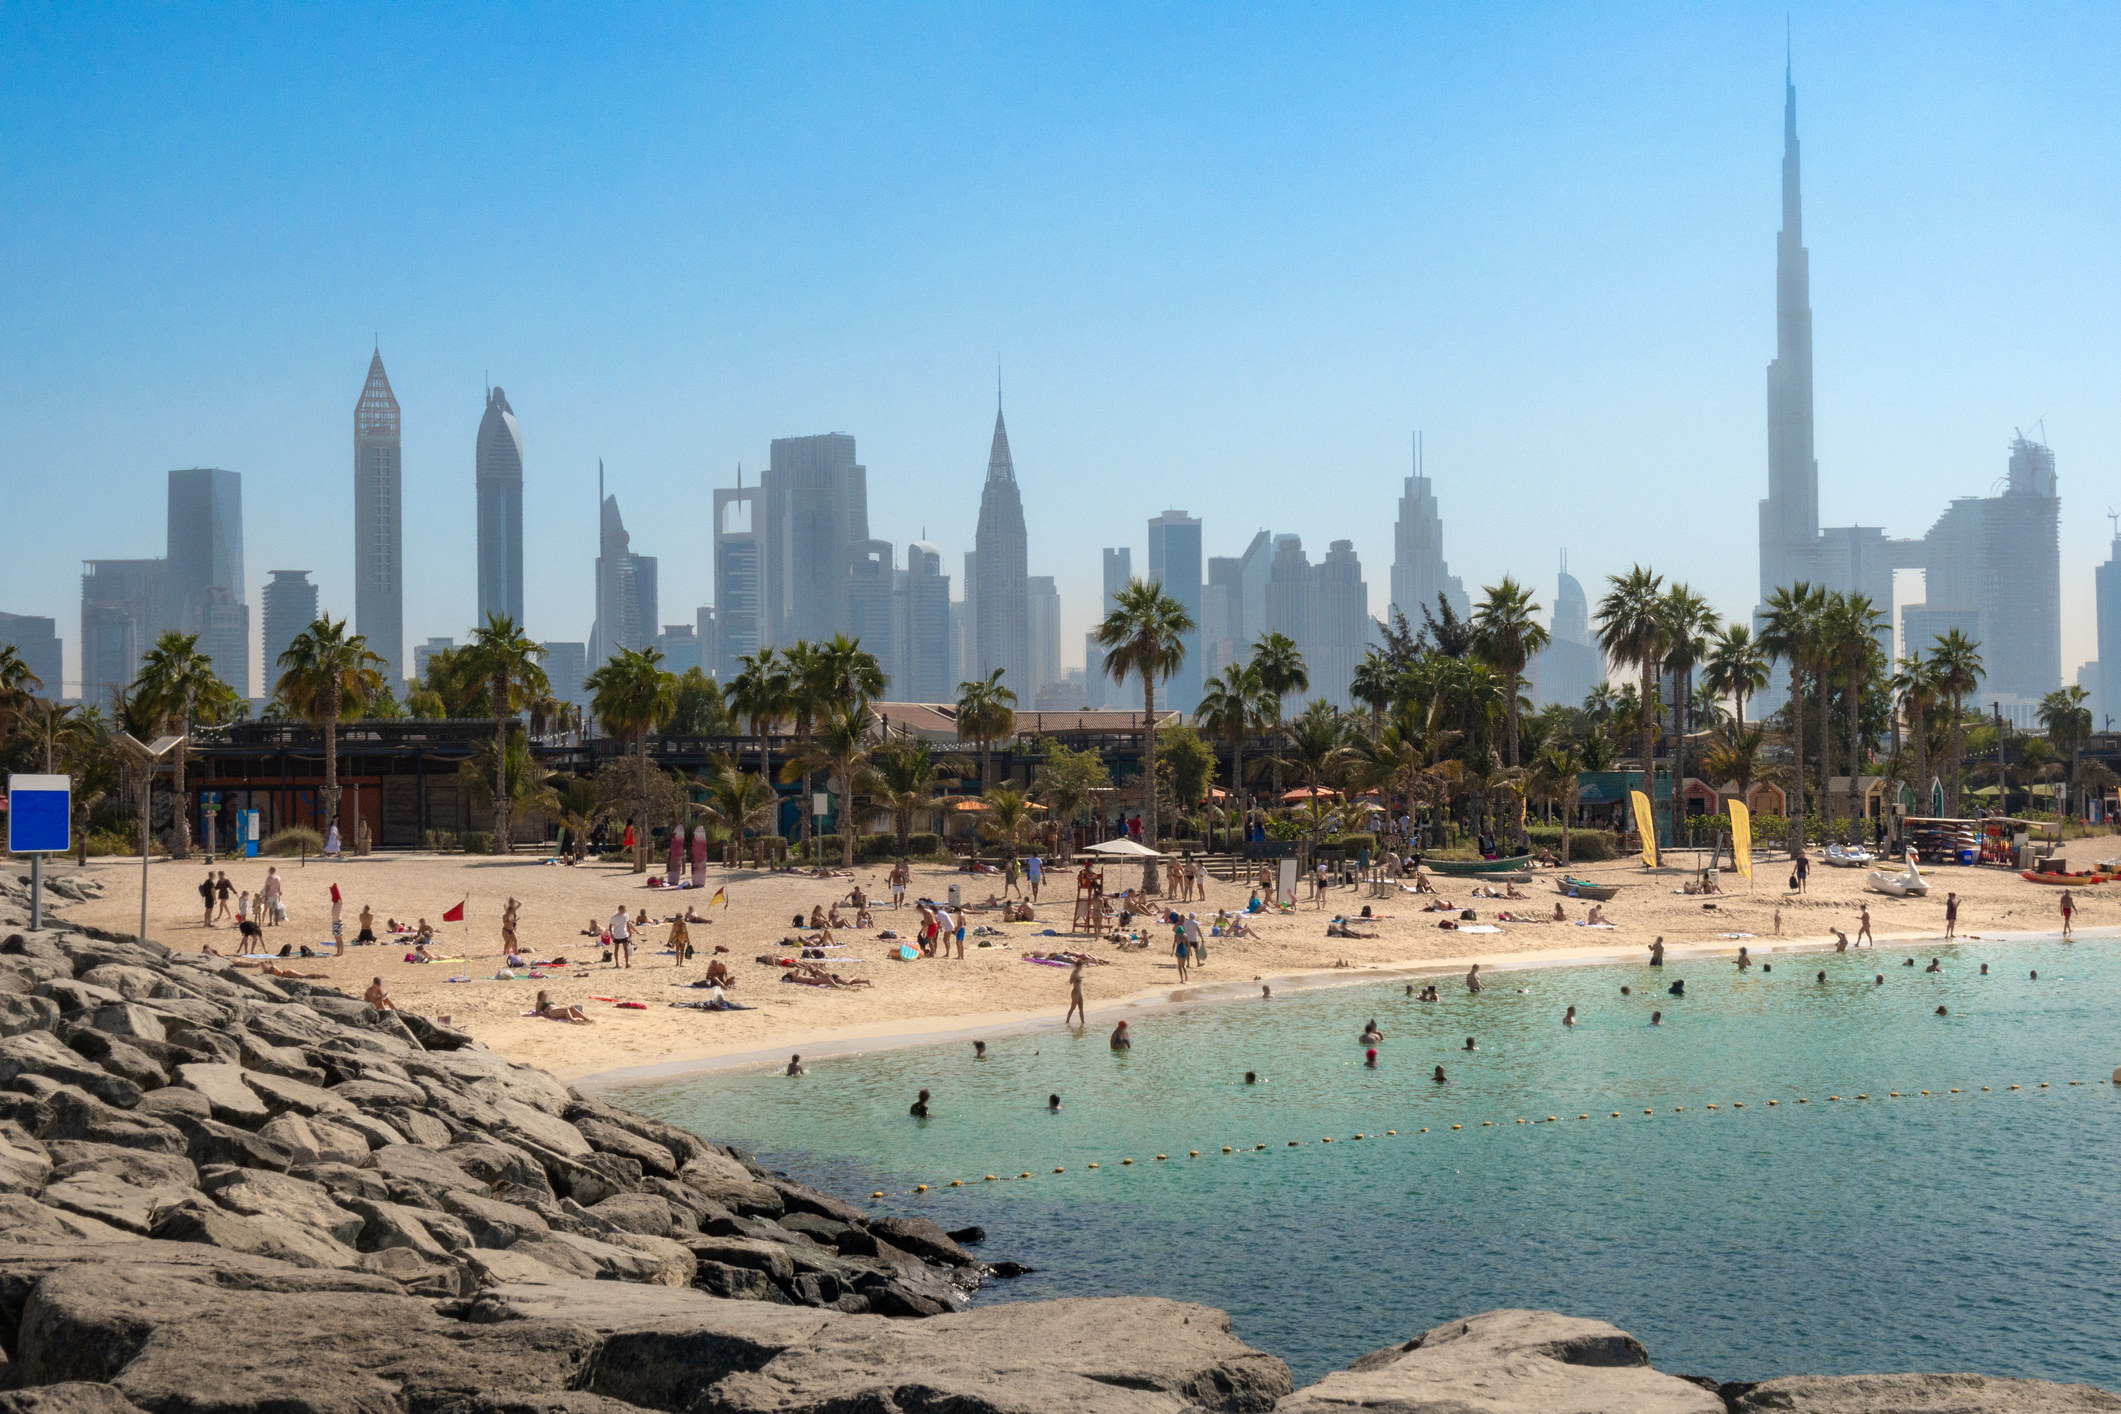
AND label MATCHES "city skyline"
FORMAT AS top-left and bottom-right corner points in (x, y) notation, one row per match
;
(4, 8), (2116, 700)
